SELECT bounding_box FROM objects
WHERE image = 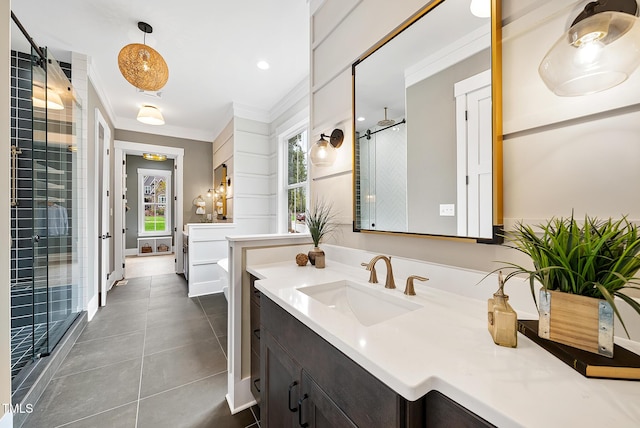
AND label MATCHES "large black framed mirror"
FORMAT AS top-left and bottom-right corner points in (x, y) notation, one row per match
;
(352, 0), (502, 243)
